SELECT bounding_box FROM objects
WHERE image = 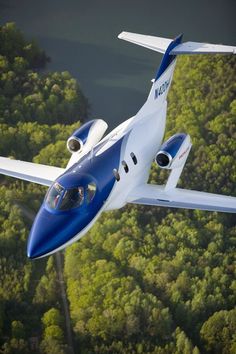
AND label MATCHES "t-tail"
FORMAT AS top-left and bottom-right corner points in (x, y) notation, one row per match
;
(118, 31), (236, 116)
